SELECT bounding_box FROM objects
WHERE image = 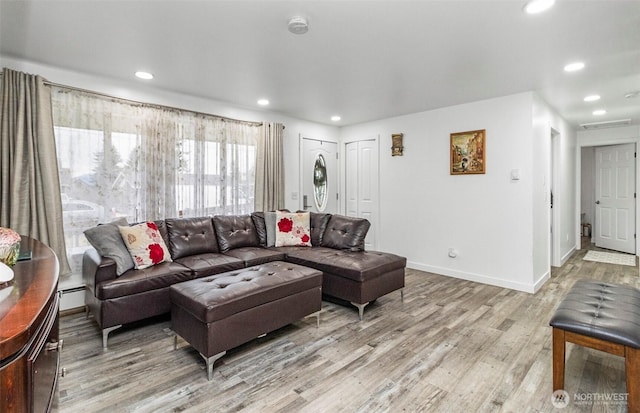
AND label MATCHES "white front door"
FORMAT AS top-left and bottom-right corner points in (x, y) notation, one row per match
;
(345, 139), (379, 250)
(595, 143), (636, 254)
(301, 137), (338, 213)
